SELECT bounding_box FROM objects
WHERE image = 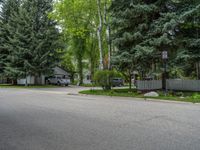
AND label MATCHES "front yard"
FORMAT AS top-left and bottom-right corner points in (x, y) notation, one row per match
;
(79, 89), (200, 103)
